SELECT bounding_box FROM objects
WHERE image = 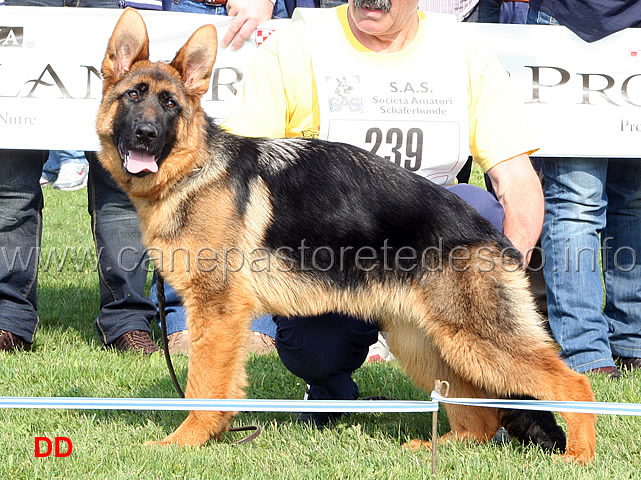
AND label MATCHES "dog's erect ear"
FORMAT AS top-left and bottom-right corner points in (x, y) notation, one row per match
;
(170, 25), (218, 98)
(101, 7), (150, 92)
